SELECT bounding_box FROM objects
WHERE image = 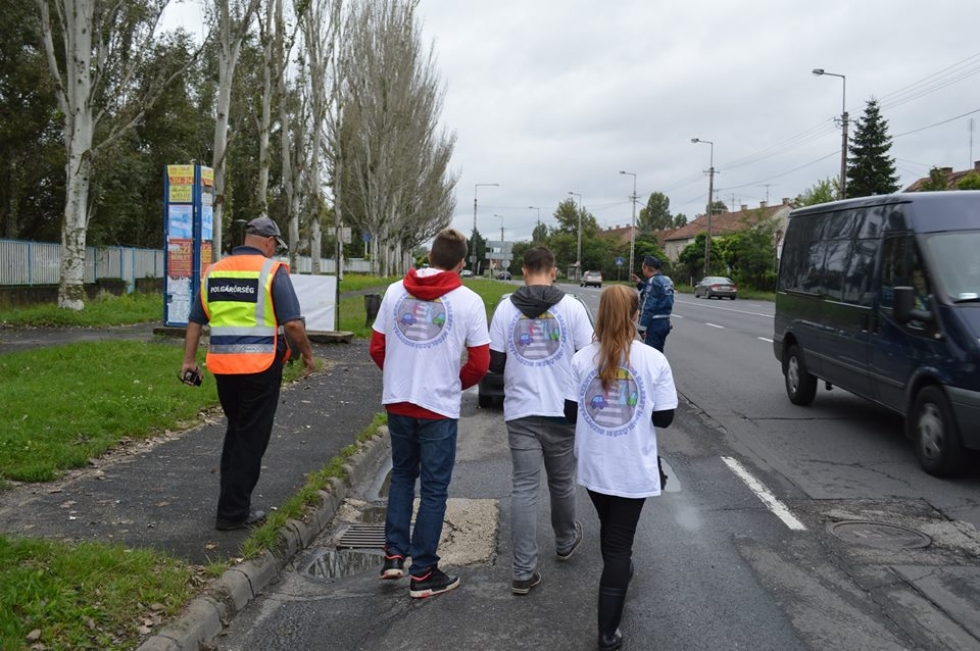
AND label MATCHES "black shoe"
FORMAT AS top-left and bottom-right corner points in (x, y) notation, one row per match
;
(380, 553), (406, 580)
(215, 509), (266, 531)
(556, 521), (583, 561)
(409, 566), (460, 599)
(511, 570), (542, 596)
